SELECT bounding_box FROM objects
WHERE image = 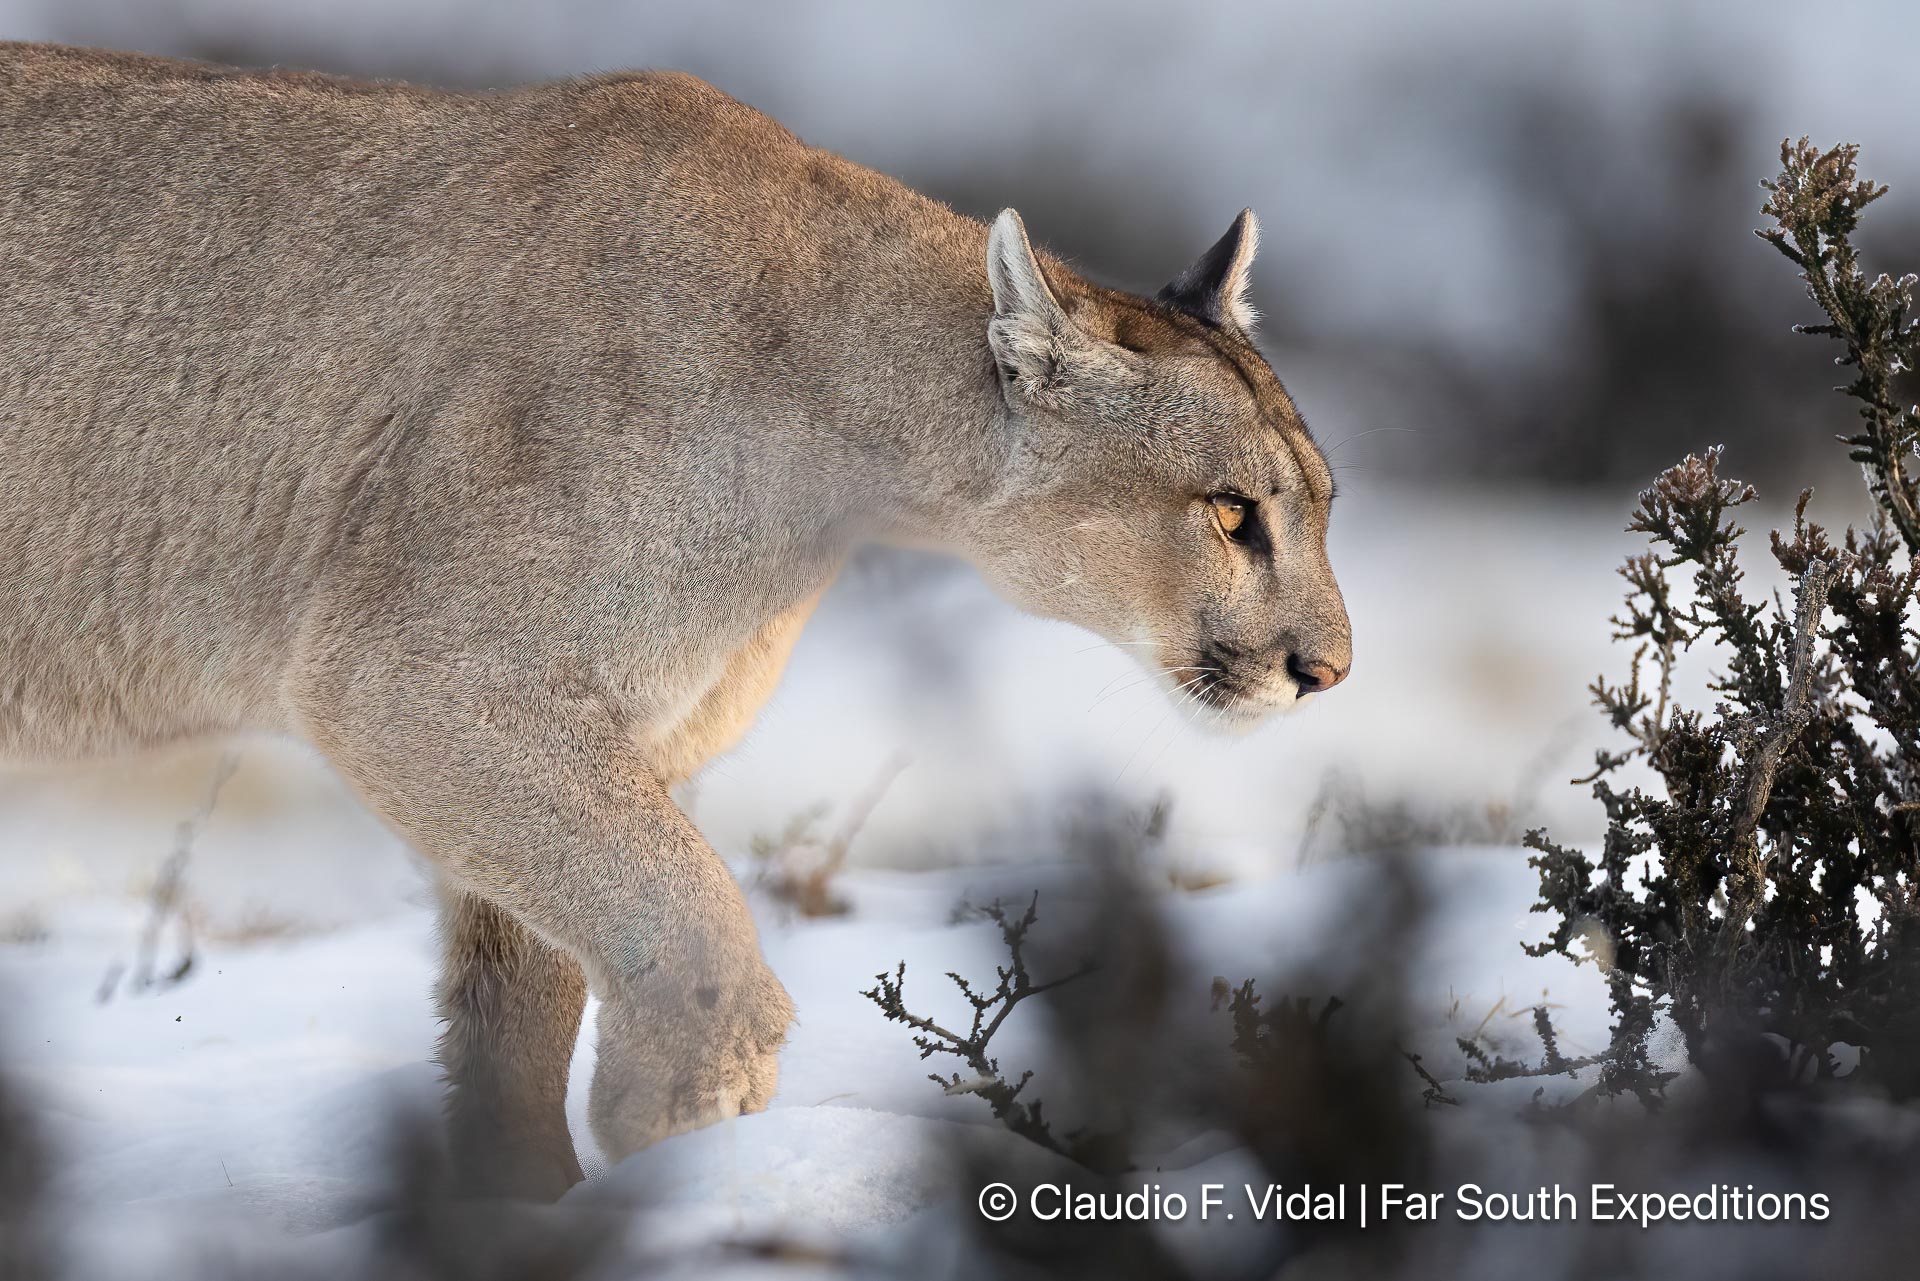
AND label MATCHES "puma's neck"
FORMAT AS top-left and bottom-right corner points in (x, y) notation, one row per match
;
(718, 212), (1014, 553)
